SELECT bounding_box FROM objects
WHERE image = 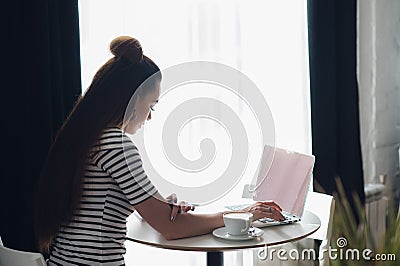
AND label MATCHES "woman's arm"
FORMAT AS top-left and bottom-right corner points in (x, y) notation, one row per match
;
(134, 192), (284, 240)
(134, 192), (224, 240)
